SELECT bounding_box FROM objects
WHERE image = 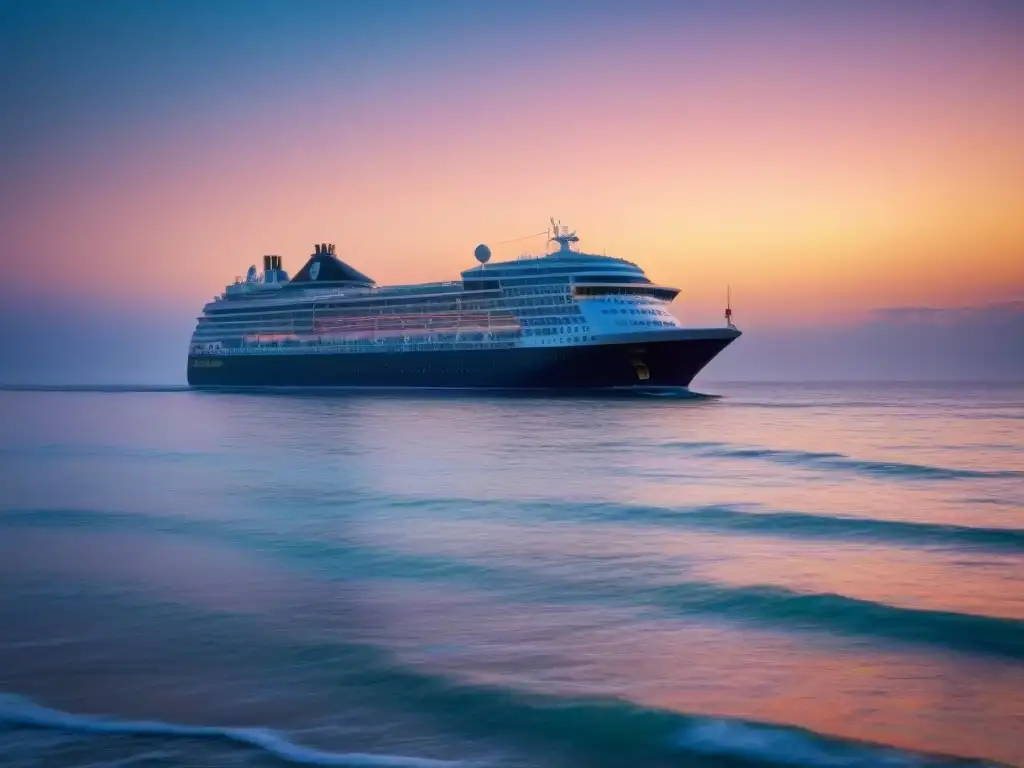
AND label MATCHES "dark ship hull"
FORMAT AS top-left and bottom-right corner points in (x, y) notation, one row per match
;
(187, 328), (740, 390)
